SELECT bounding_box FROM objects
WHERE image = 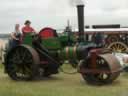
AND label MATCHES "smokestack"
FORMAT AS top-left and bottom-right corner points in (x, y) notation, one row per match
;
(77, 4), (85, 42)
